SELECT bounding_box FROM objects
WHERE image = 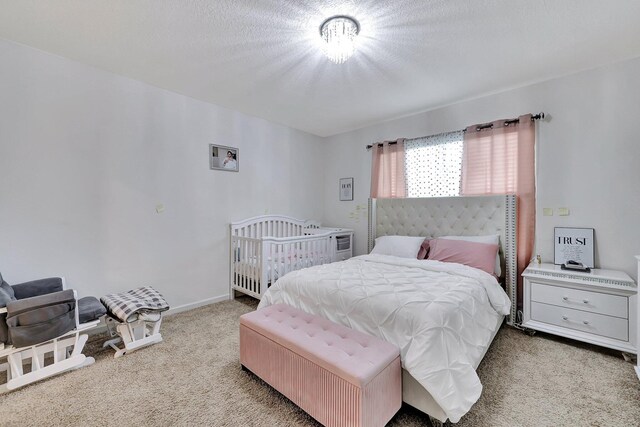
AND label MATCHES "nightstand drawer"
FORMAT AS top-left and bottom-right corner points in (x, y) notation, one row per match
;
(531, 302), (628, 341)
(530, 282), (628, 319)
